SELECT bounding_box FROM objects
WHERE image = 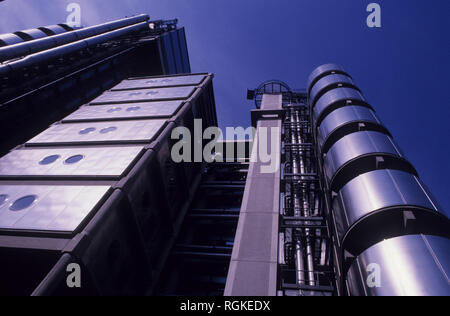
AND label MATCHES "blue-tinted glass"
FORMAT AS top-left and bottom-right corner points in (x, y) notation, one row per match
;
(79, 127), (96, 135)
(39, 154), (61, 165)
(146, 91), (159, 96)
(10, 195), (37, 211)
(65, 155), (84, 164)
